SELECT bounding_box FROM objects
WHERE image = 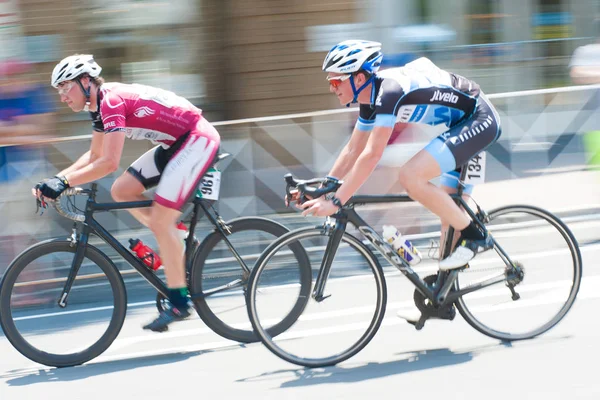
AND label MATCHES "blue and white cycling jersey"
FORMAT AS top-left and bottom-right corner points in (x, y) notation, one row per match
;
(356, 57), (480, 132)
(356, 57), (502, 190)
